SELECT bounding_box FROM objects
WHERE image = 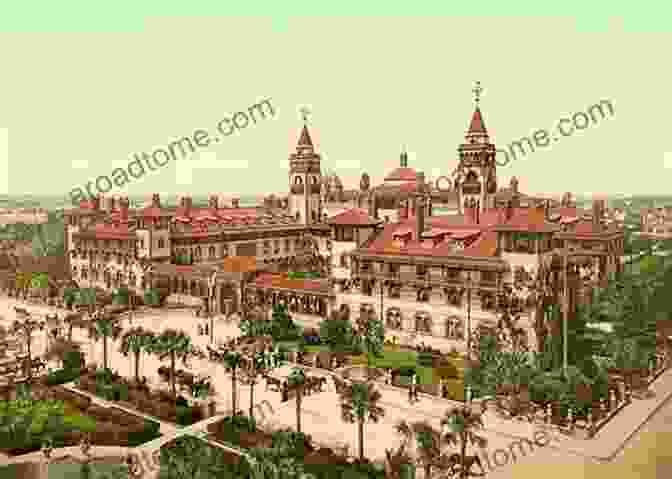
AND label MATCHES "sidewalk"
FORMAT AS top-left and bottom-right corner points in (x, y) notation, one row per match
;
(471, 367), (672, 461)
